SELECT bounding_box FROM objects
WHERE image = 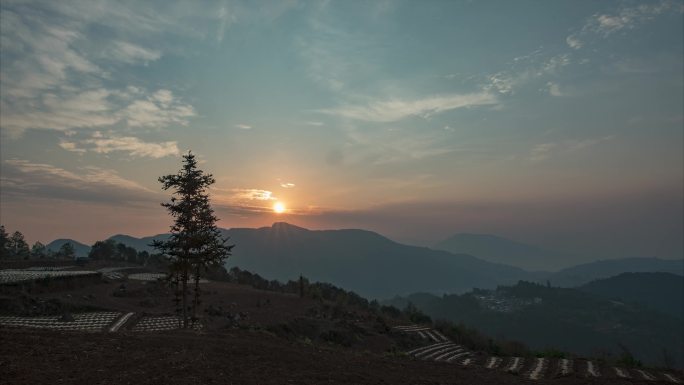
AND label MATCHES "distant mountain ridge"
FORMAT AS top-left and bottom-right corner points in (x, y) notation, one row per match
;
(548, 257), (684, 288)
(578, 272), (684, 318)
(221, 222), (532, 298)
(434, 233), (572, 271)
(45, 239), (91, 258)
(47, 223), (684, 298)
